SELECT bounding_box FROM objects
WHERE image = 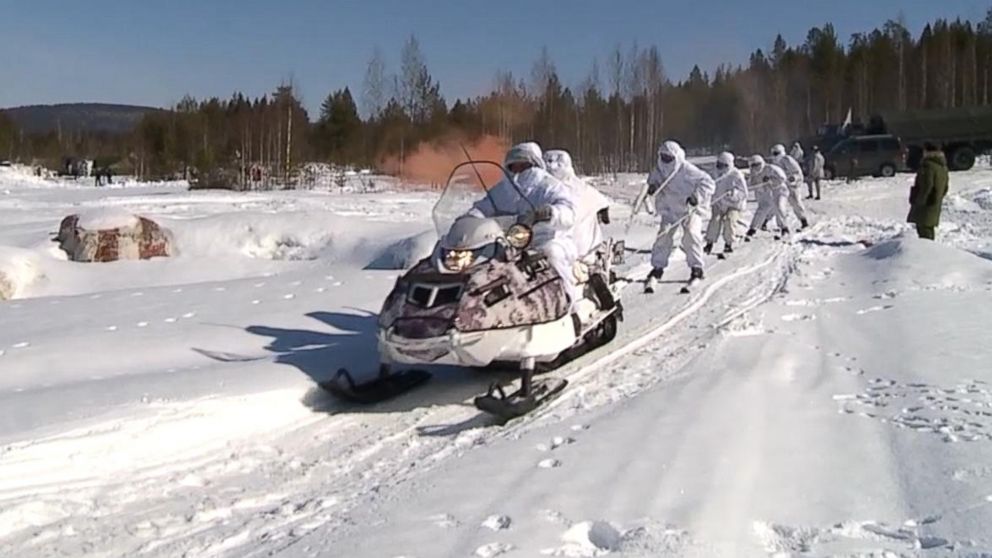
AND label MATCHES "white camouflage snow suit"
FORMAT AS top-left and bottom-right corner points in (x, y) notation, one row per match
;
(544, 149), (611, 258)
(469, 142), (581, 307)
(706, 152), (748, 248)
(771, 144), (808, 225)
(748, 155), (791, 235)
(646, 141), (715, 272)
